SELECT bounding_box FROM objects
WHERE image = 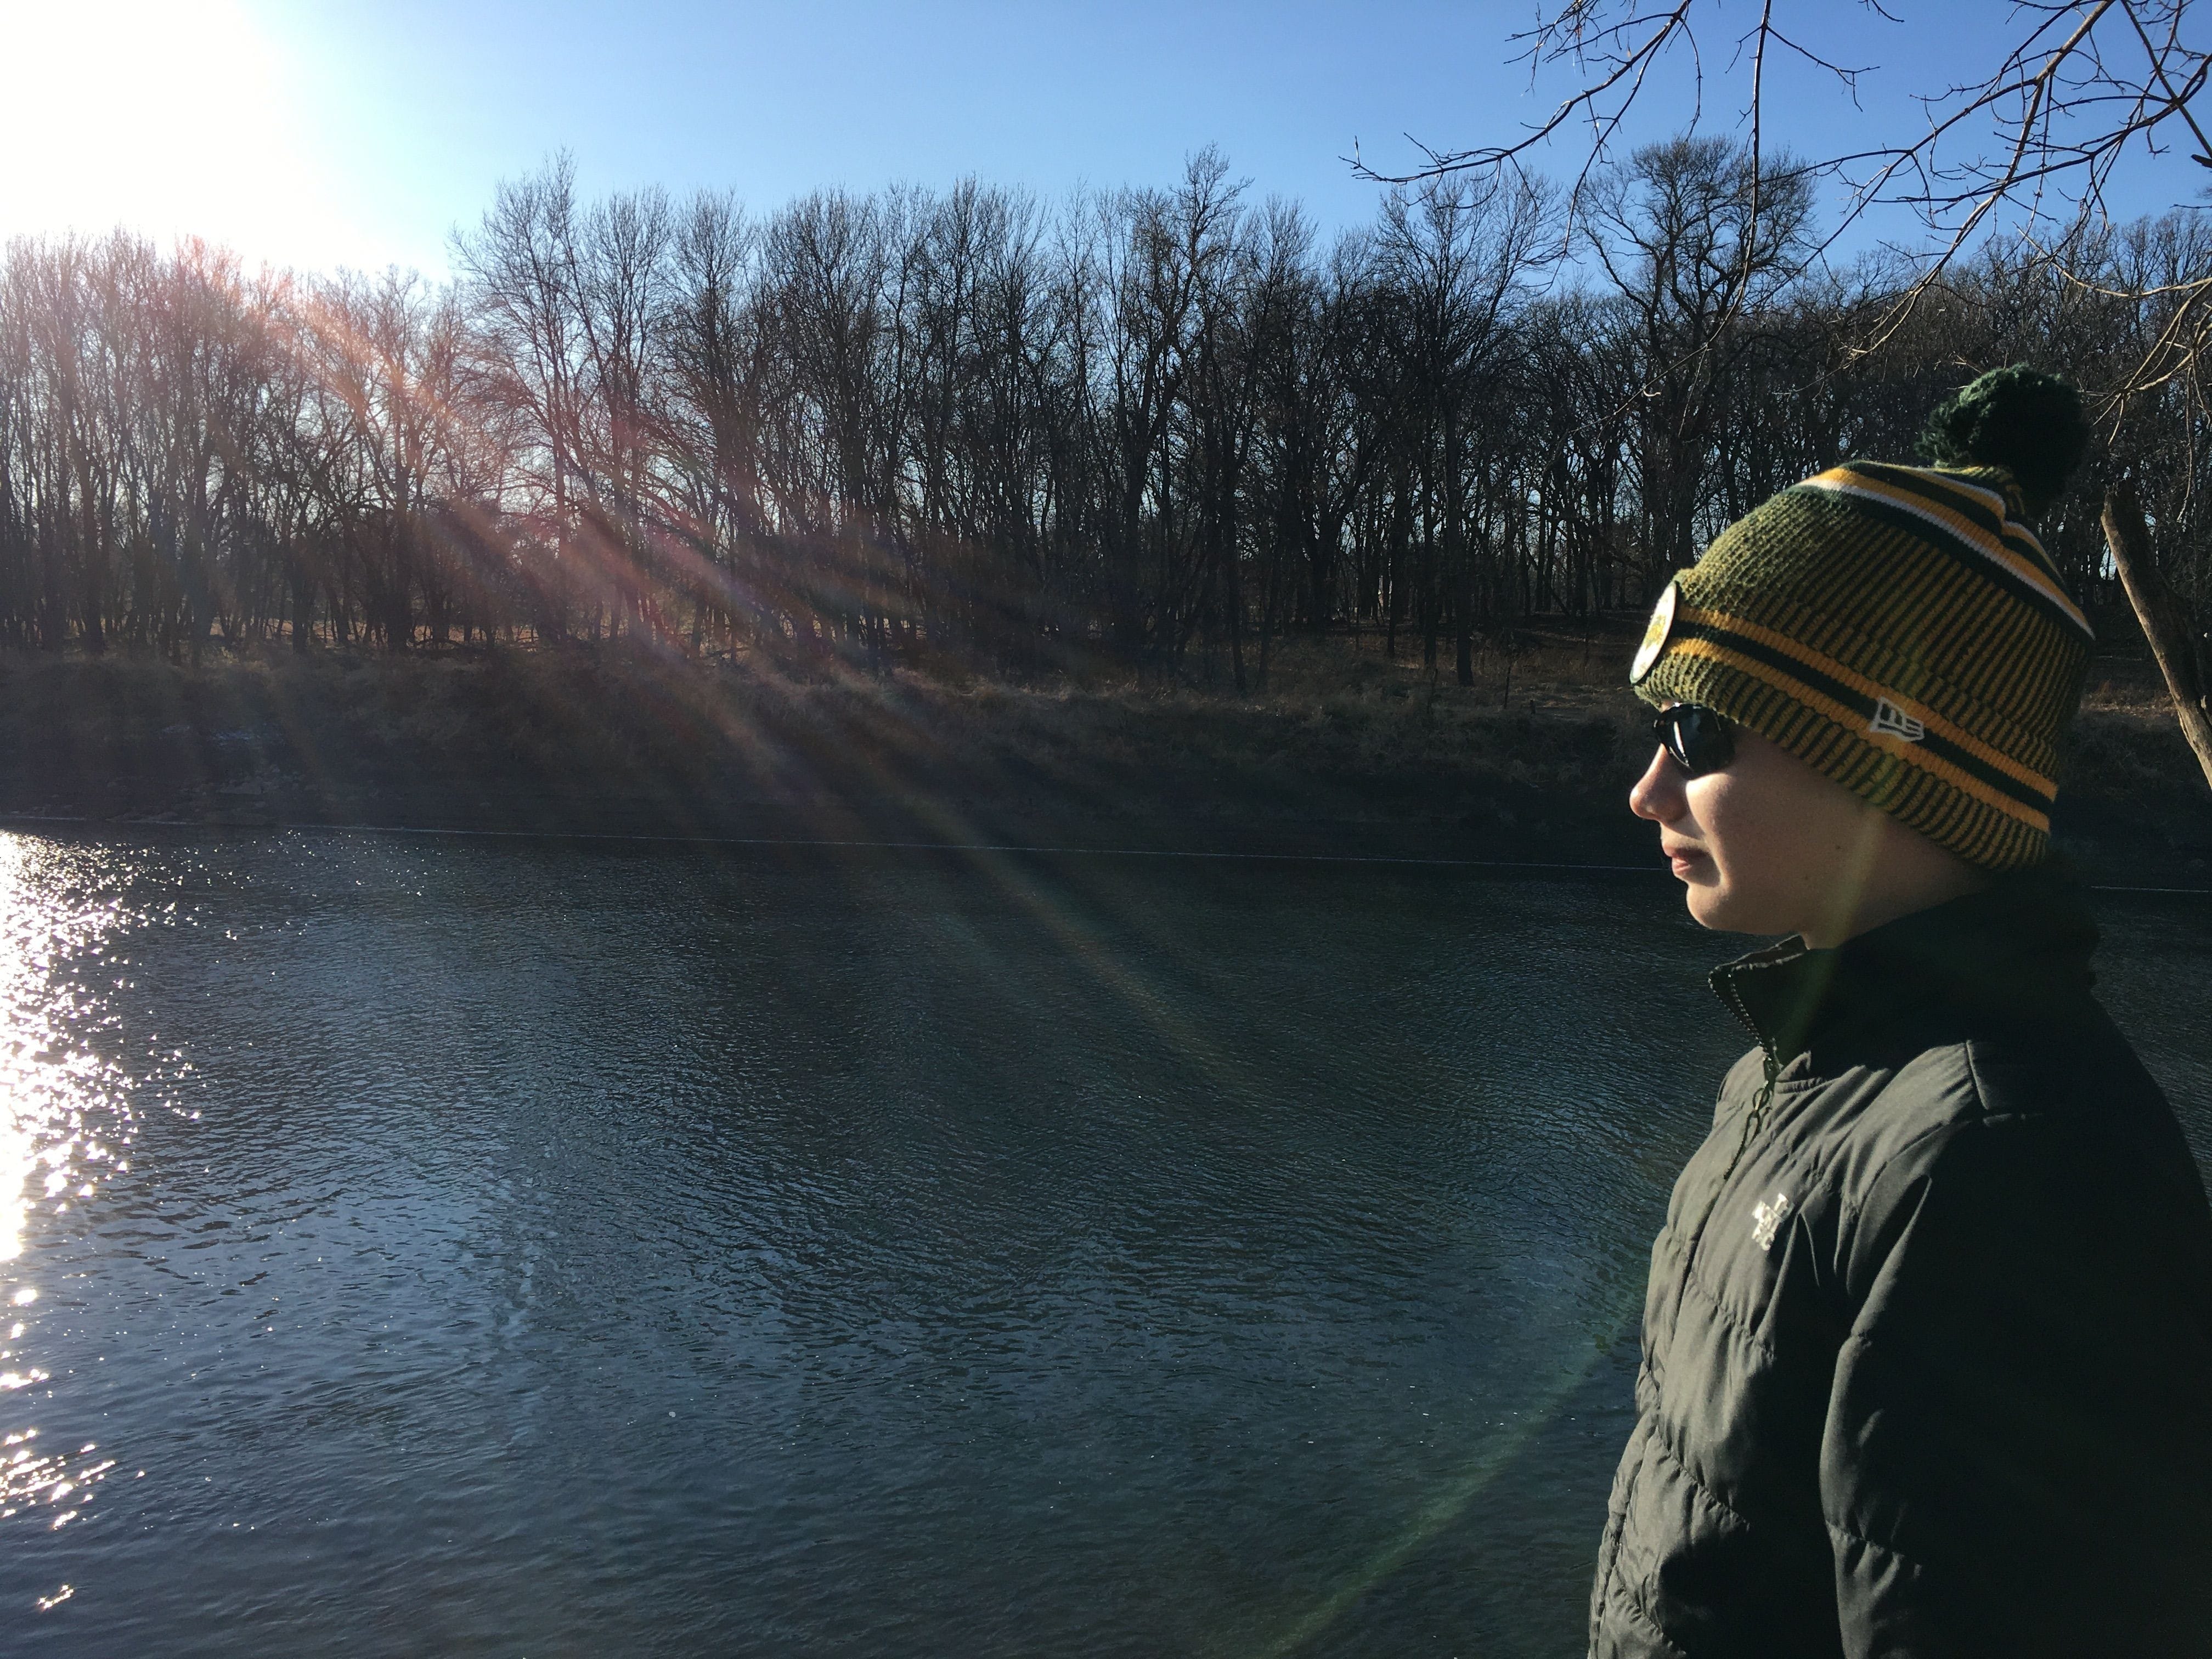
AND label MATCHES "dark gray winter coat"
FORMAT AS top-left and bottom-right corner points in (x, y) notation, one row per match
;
(1589, 870), (2212, 1657)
